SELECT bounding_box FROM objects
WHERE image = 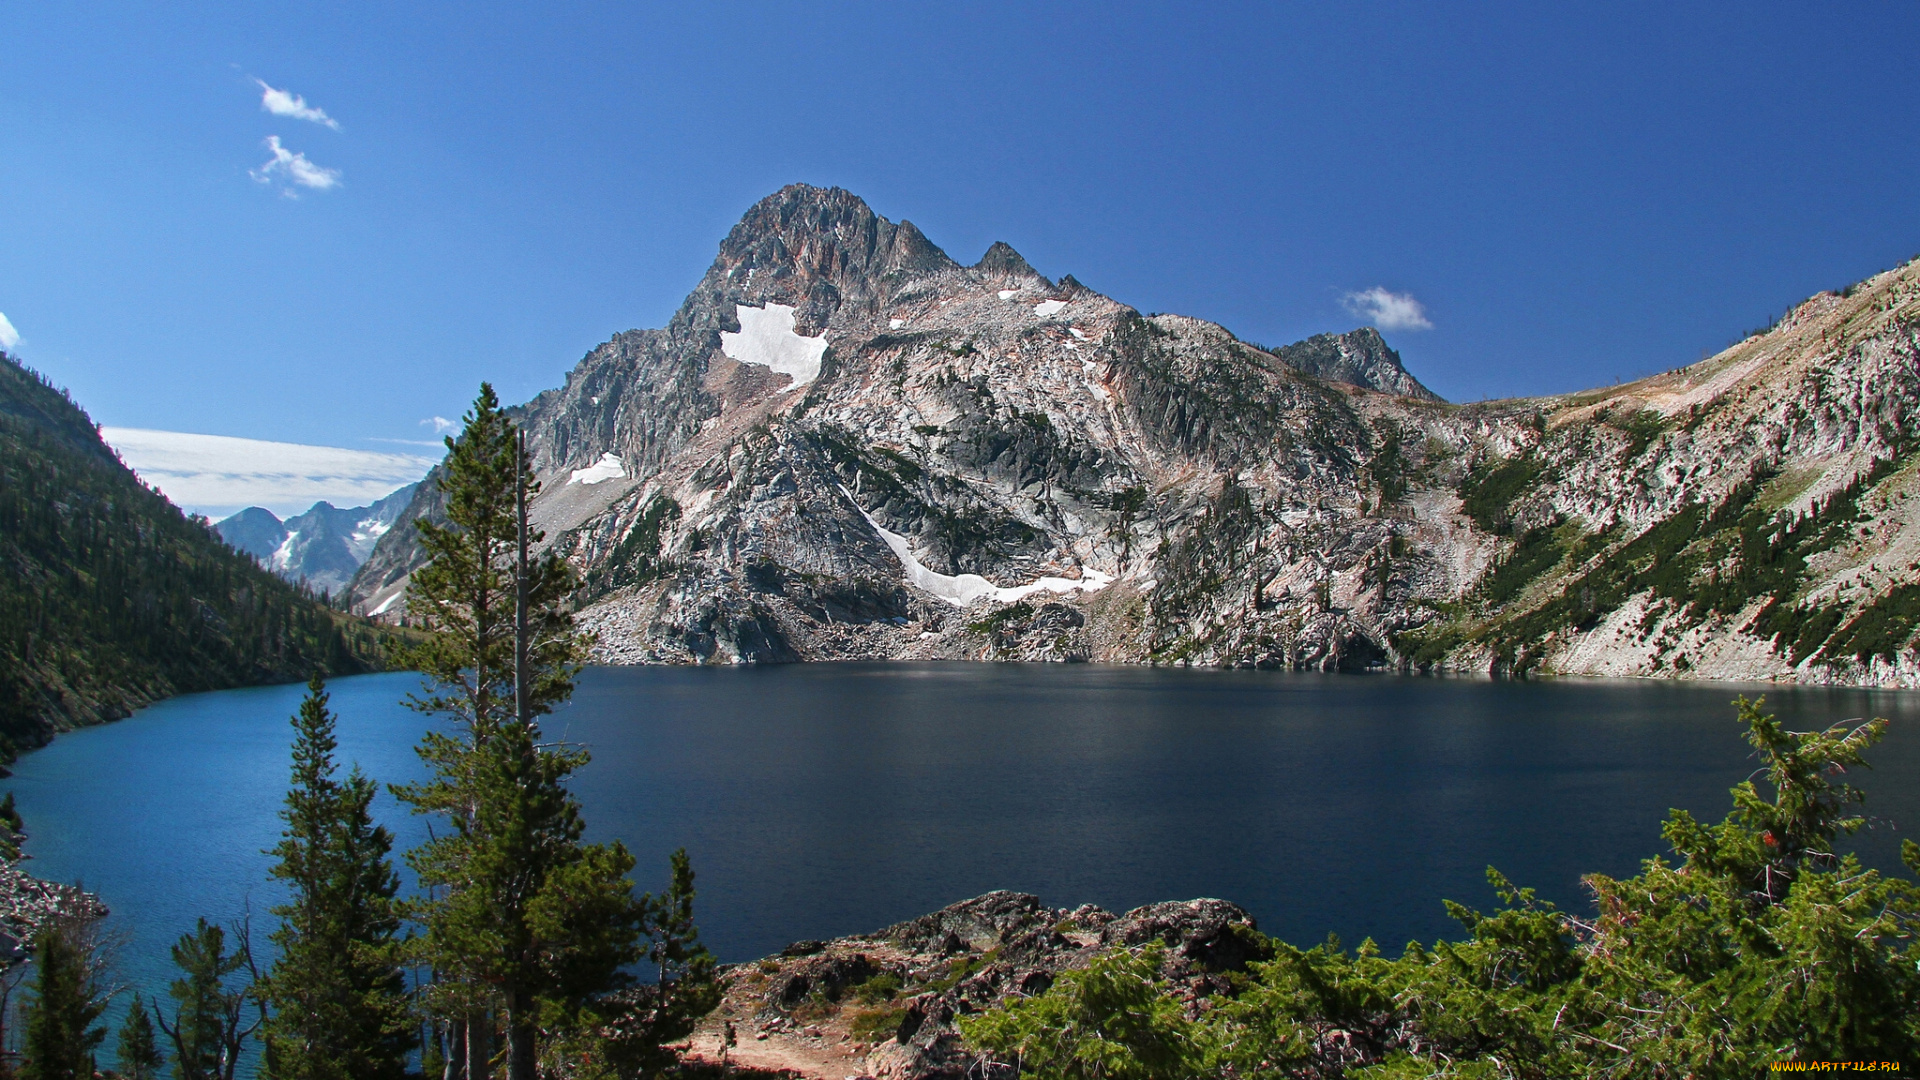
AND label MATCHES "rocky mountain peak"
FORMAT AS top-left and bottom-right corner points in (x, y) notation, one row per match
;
(1269, 327), (1441, 402)
(345, 190), (1920, 691)
(694, 184), (960, 333)
(973, 240), (1052, 289)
